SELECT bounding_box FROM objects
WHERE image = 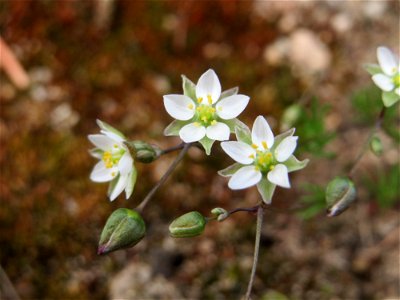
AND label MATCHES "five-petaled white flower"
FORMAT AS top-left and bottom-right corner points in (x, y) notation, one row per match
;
(163, 69), (250, 154)
(219, 116), (308, 204)
(368, 46), (400, 107)
(88, 120), (137, 201)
